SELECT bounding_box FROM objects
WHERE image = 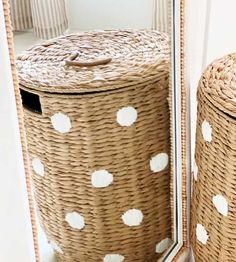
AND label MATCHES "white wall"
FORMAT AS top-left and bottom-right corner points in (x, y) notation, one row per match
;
(187, 0), (209, 163)
(65, 0), (153, 30)
(206, 0), (236, 65)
